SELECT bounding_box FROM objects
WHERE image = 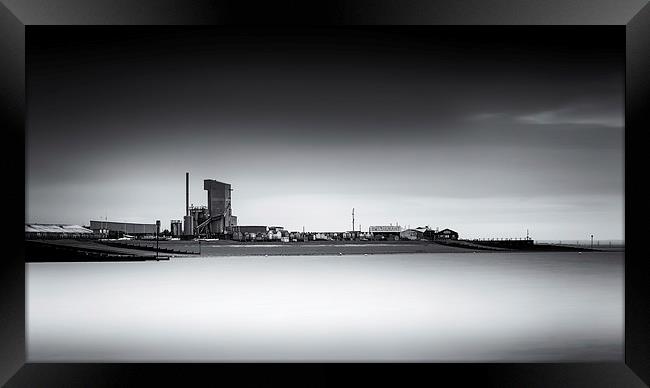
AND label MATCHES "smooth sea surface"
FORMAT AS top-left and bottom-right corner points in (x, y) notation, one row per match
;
(27, 251), (623, 362)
